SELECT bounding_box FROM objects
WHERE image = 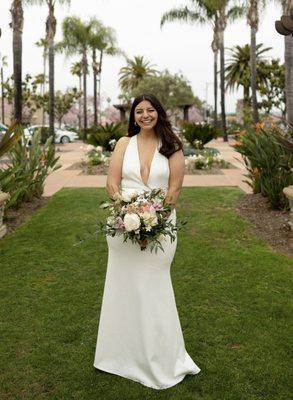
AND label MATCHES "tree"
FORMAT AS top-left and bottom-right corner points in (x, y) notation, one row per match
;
(10, 0), (23, 123)
(89, 20), (123, 125)
(35, 37), (48, 124)
(118, 55), (159, 94)
(281, 0), (293, 126)
(211, 0), (244, 140)
(130, 69), (202, 116)
(160, 0), (244, 141)
(258, 59), (286, 116)
(70, 61), (83, 132)
(59, 16), (93, 139)
(225, 43), (271, 110)
(30, 0), (70, 139)
(51, 88), (81, 127)
(3, 73), (44, 124)
(246, 0), (267, 124)
(161, 1), (219, 127)
(0, 55), (8, 124)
